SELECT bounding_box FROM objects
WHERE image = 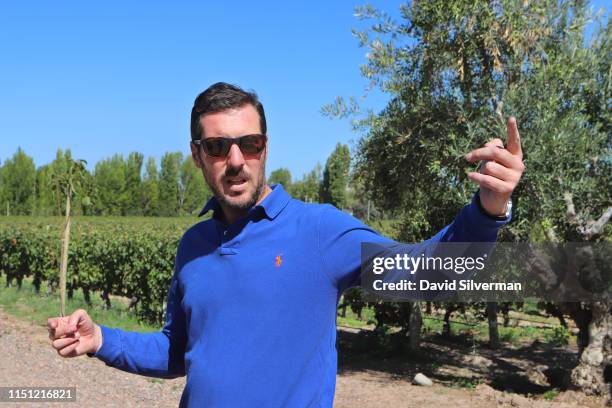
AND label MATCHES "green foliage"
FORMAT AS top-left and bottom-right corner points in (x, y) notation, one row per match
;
(15, 150), (212, 218)
(0, 217), (198, 324)
(51, 157), (90, 208)
(291, 163), (322, 202)
(142, 157), (160, 216)
(543, 326), (570, 346)
(451, 377), (483, 390)
(158, 152), (183, 216)
(94, 154), (127, 215)
(179, 156), (211, 216)
(329, 0), (610, 243)
(0, 275), (161, 333)
(123, 152), (144, 216)
(543, 389), (559, 401)
(268, 167), (292, 189)
(45, 149), (76, 215)
(325, 0), (610, 342)
(499, 327), (521, 344)
(0, 148), (36, 215)
(320, 143), (351, 209)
